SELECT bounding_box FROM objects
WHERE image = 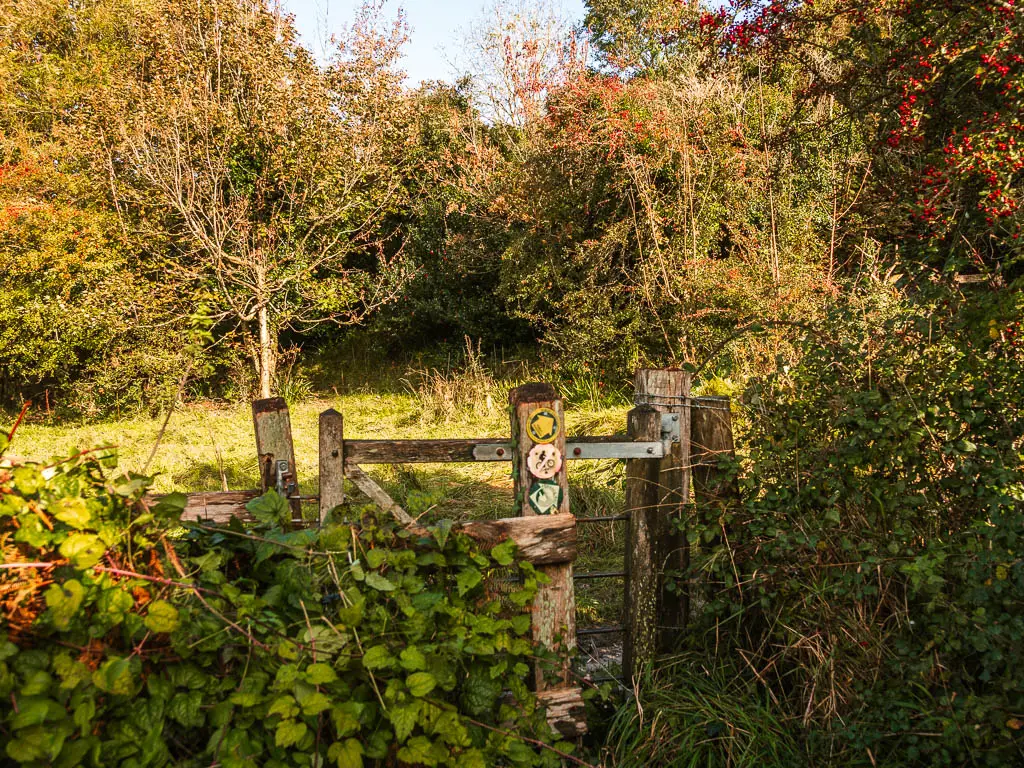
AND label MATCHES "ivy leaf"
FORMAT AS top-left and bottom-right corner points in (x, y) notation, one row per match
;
(364, 549), (387, 569)
(143, 600), (179, 633)
(362, 645), (393, 670)
(456, 568), (482, 596)
(51, 498), (91, 529)
(275, 718), (307, 748)
(59, 533), (105, 568)
(364, 572), (396, 592)
(45, 580), (84, 631)
(327, 738), (364, 768)
(490, 540), (516, 566)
